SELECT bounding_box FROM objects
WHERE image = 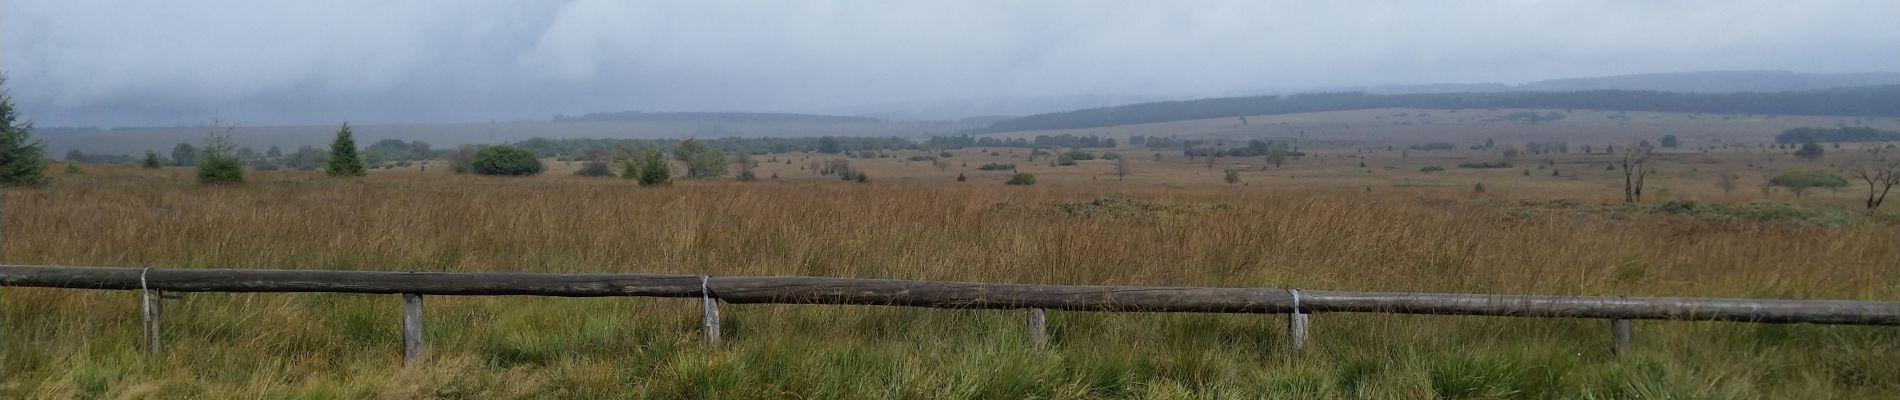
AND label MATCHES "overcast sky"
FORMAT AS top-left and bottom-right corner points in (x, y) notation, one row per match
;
(4, 0), (1896, 127)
